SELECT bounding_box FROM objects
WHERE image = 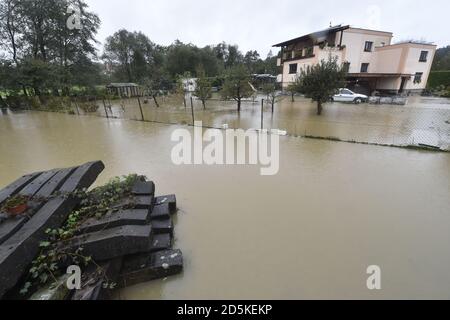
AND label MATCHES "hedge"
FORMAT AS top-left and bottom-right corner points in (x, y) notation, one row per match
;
(427, 71), (450, 89)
